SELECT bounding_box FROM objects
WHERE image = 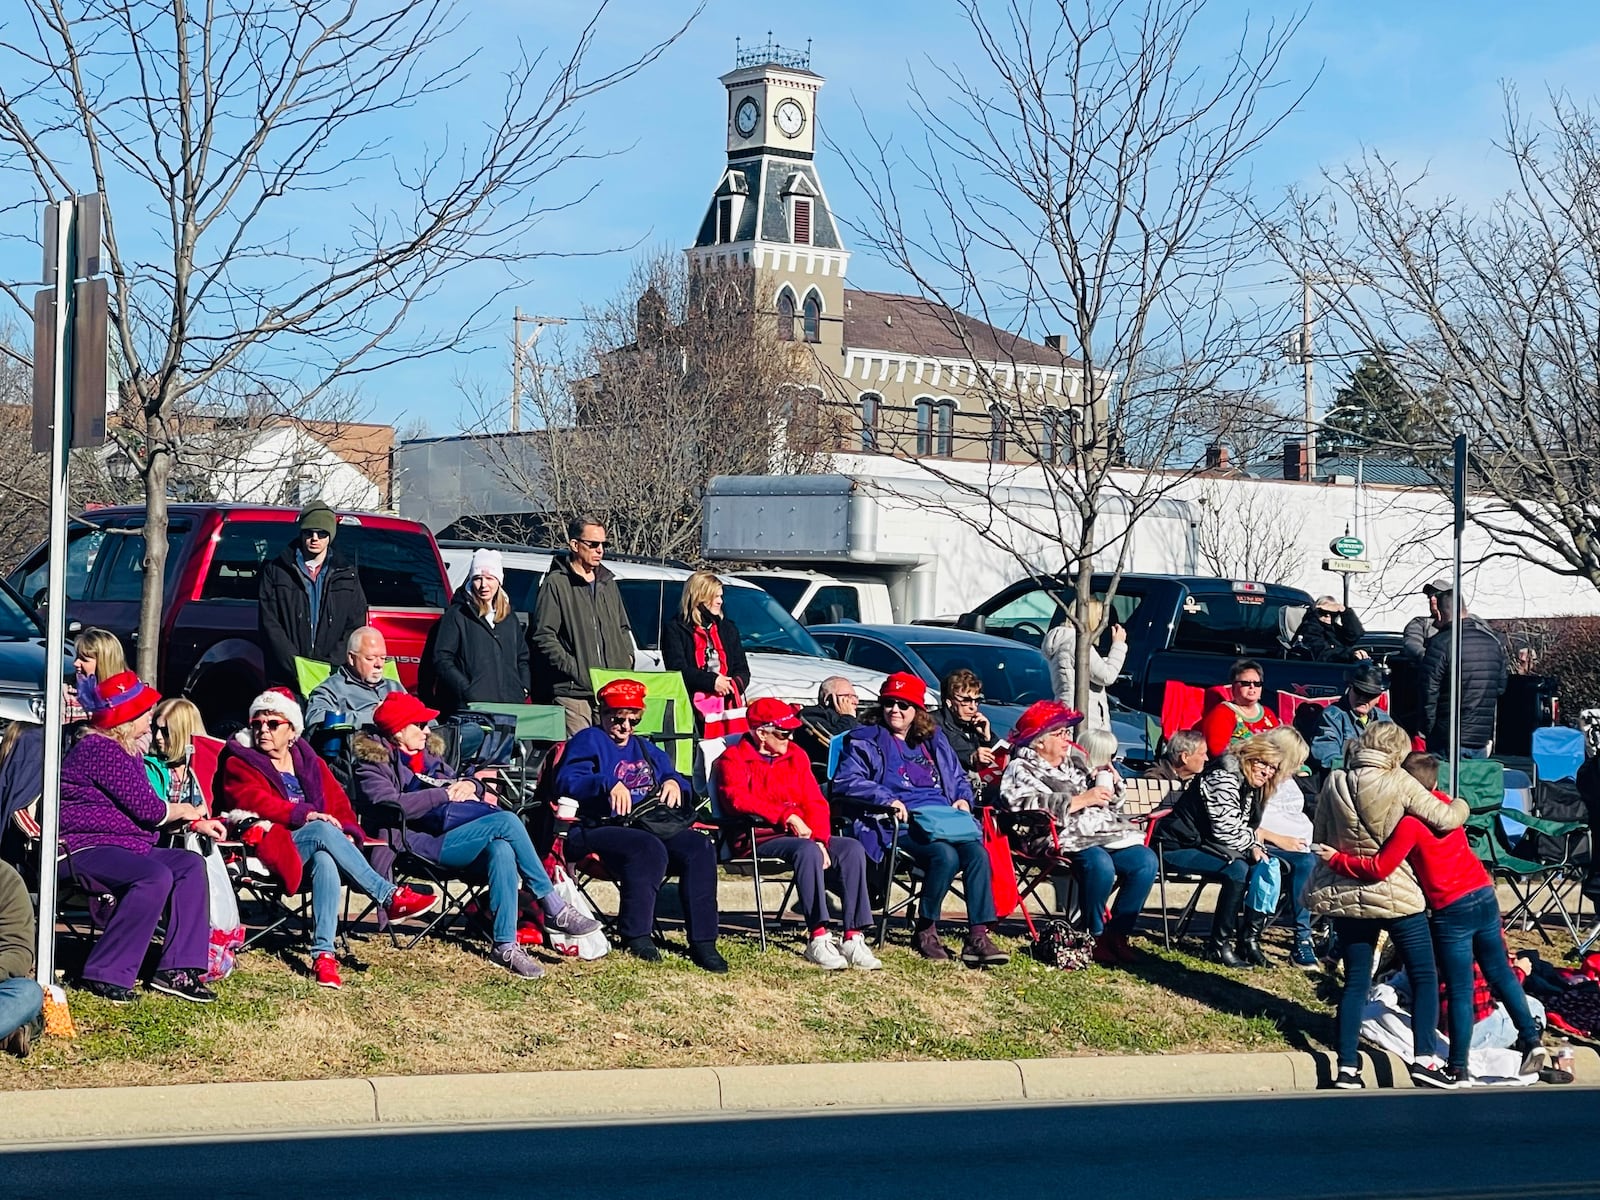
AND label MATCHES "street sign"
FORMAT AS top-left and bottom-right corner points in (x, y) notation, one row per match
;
(1331, 536), (1365, 558)
(1323, 556), (1372, 574)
